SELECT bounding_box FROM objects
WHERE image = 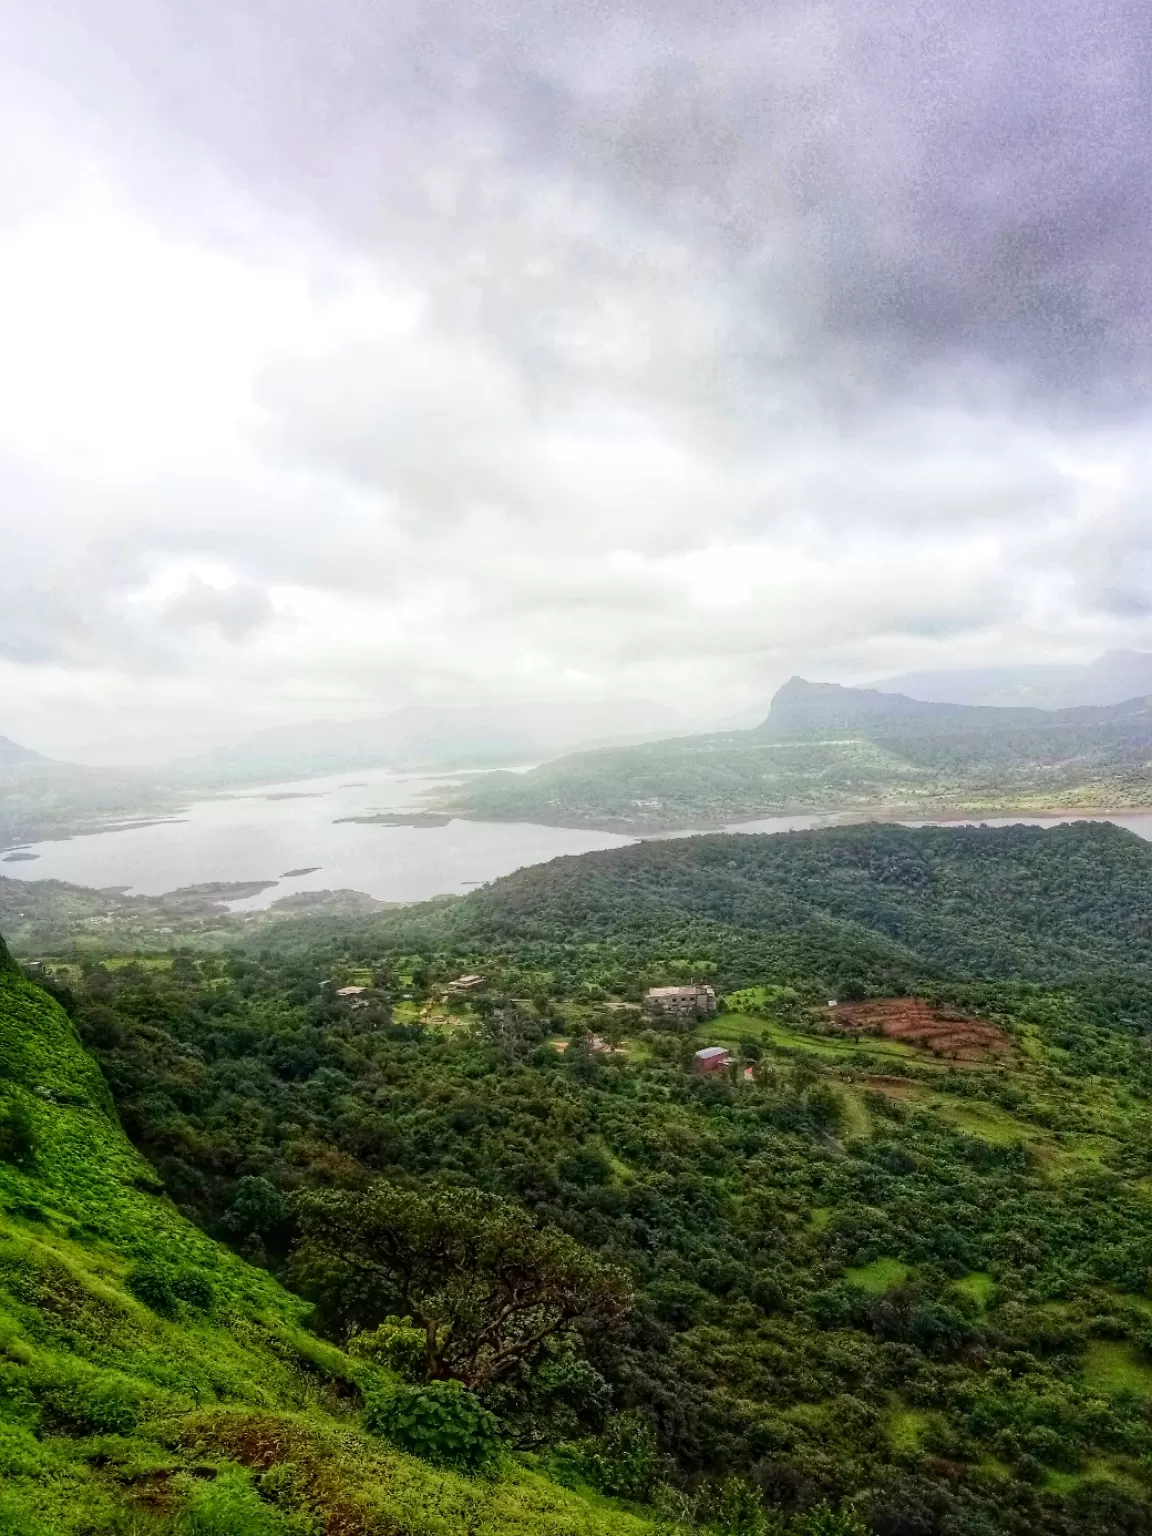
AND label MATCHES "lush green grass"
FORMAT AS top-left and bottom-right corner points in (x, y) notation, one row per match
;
(953, 1272), (996, 1310)
(929, 1100), (1032, 1147)
(844, 1258), (909, 1294)
(887, 1408), (931, 1456)
(705, 1011), (919, 1064)
(1083, 1342), (1152, 1398)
